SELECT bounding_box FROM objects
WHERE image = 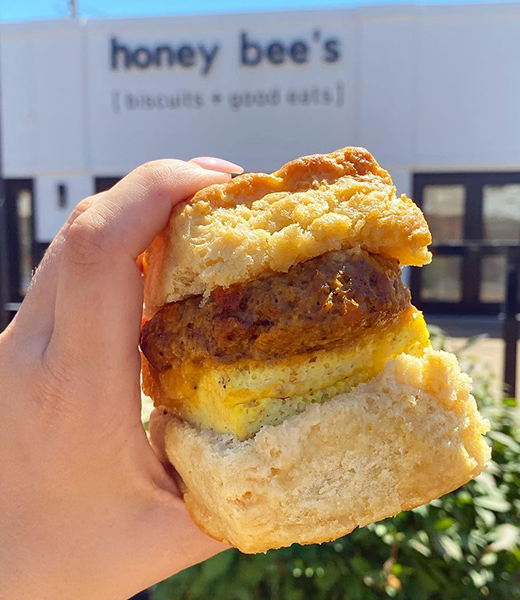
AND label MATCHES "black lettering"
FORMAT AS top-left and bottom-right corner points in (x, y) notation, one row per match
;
(178, 45), (195, 68)
(155, 45), (175, 67)
(323, 39), (340, 63)
(111, 37), (131, 69)
(167, 94), (180, 109)
(125, 93), (138, 110)
(156, 94), (166, 109)
(112, 90), (120, 113)
(240, 32), (262, 66)
(267, 42), (285, 65)
(322, 88), (333, 104)
(199, 44), (219, 76)
(133, 47), (153, 69)
(227, 87), (281, 111)
(271, 87), (281, 105)
(229, 92), (241, 111)
(290, 41), (308, 64)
